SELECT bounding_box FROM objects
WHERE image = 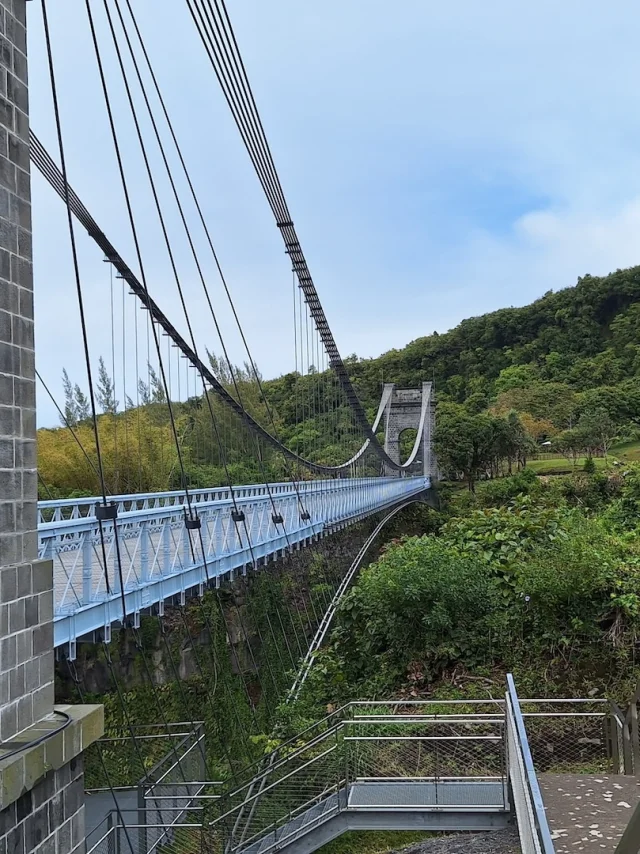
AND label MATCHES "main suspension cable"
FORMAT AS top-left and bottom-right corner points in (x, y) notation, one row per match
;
(185, 0), (407, 470)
